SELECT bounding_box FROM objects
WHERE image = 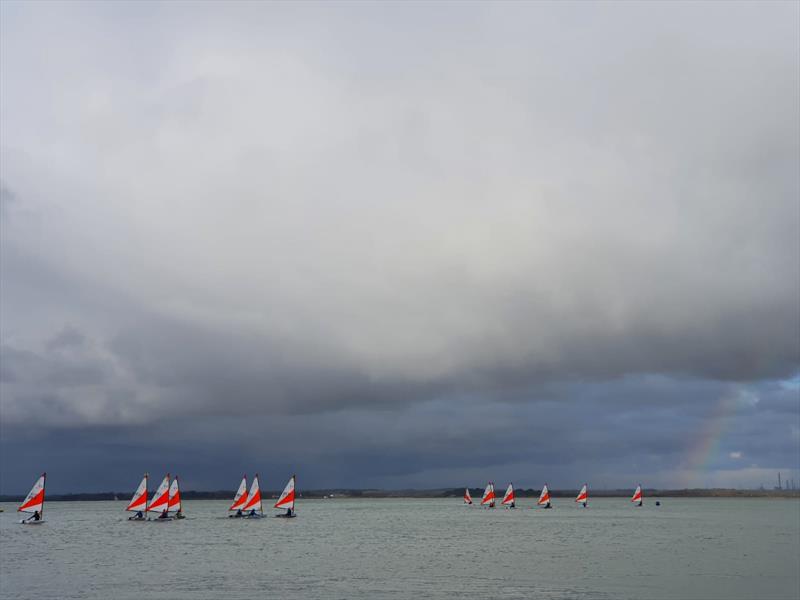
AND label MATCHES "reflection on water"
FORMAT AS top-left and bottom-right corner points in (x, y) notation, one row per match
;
(1, 498), (798, 600)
